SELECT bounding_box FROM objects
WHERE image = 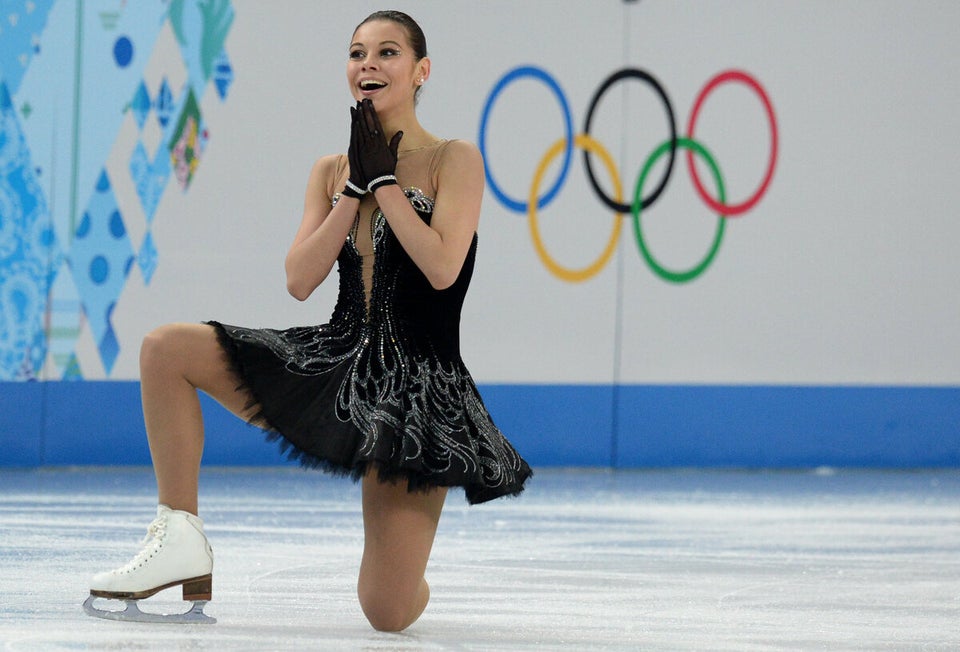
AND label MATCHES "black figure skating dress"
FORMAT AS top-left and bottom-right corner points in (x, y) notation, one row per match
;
(209, 140), (531, 504)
